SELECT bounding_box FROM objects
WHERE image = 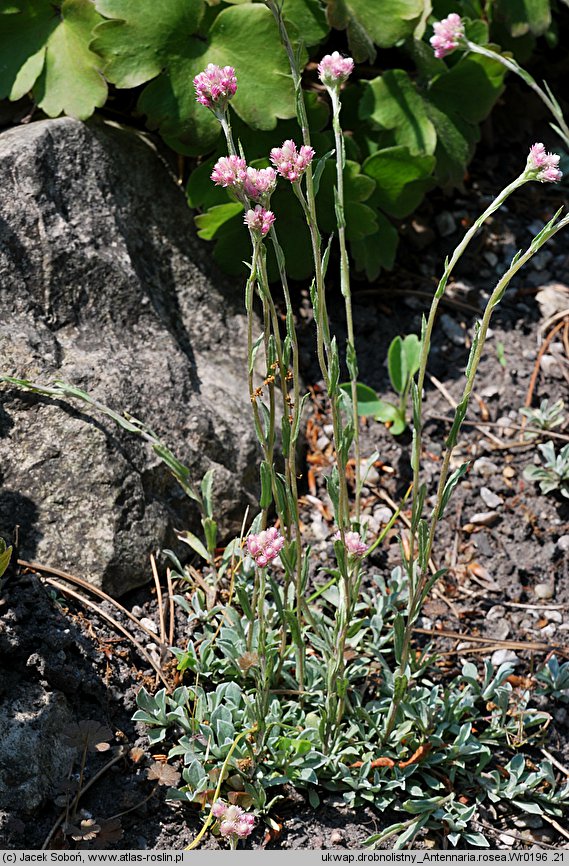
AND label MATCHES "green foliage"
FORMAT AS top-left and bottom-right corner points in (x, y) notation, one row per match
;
(523, 440), (569, 498)
(0, 0), (107, 119)
(134, 566), (569, 847)
(345, 334), (421, 436)
(0, 538), (13, 596)
(520, 399), (566, 439)
(0, 0), (524, 278)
